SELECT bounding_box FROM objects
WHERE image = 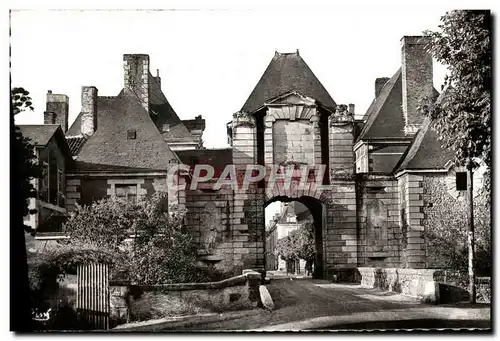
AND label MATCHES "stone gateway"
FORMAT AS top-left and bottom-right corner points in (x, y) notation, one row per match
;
(22, 36), (482, 281)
